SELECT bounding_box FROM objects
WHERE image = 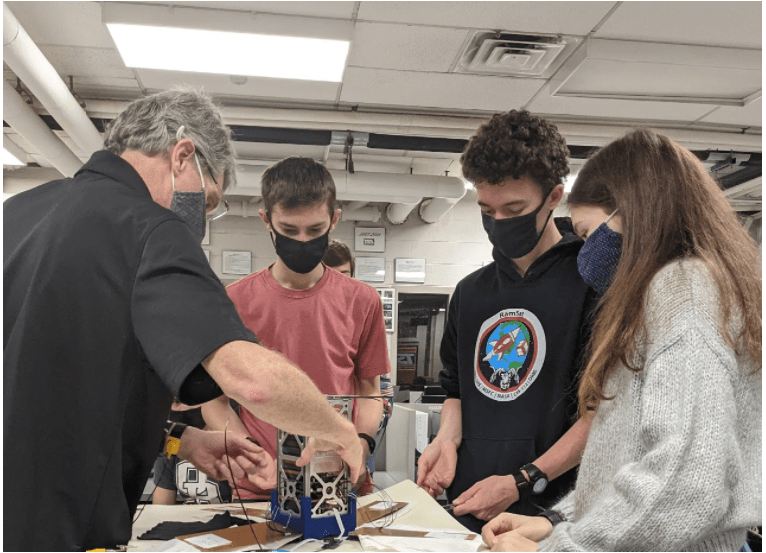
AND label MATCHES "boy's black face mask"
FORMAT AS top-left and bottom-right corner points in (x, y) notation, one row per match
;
(269, 222), (330, 274)
(481, 193), (552, 260)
